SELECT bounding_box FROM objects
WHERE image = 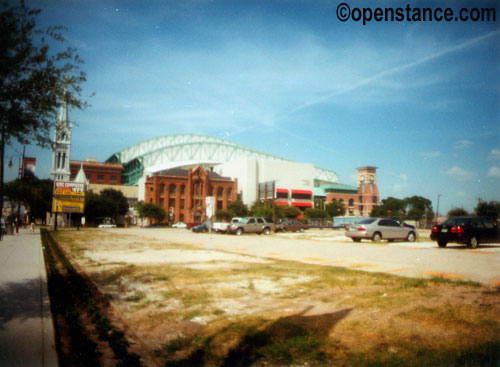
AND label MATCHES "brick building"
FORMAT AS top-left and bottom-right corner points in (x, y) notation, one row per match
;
(145, 165), (237, 223)
(315, 166), (379, 217)
(70, 158), (123, 185)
